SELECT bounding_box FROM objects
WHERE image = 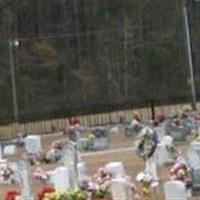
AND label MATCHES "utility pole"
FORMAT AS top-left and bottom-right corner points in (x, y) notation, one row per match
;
(182, 1), (197, 110)
(8, 39), (19, 123)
